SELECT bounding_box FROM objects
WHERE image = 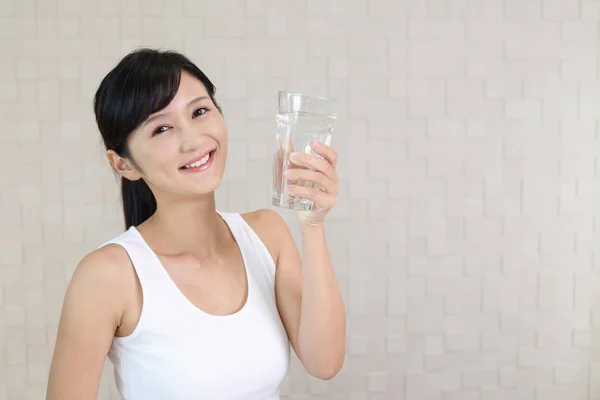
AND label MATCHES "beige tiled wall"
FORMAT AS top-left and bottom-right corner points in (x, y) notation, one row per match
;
(1, 0), (600, 399)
